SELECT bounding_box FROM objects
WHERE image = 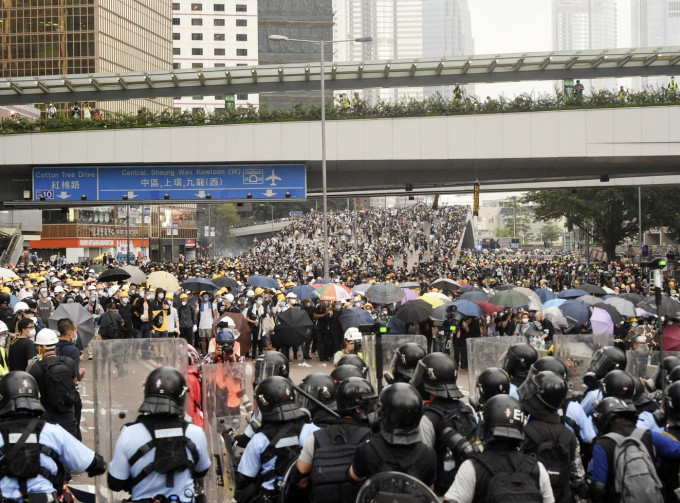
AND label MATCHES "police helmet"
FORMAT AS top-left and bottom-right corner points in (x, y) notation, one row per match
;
(586, 346), (627, 381)
(410, 352), (462, 400)
(518, 370), (567, 420)
(255, 376), (307, 422)
(532, 356), (569, 381)
(216, 328), (238, 344)
(336, 377), (378, 418)
(336, 354), (368, 378)
(666, 381), (680, 423)
(633, 376), (657, 411)
(331, 364), (365, 383)
(470, 367), (510, 411)
(0, 371), (44, 417)
(378, 383), (423, 445)
(387, 342), (426, 384)
(601, 370), (636, 401)
(501, 343), (538, 386)
(254, 351), (290, 386)
(592, 396), (637, 432)
(0, 292), (10, 305)
(298, 373), (337, 412)
(480, 394), (526, 442)
(139, 366), (188, 416)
